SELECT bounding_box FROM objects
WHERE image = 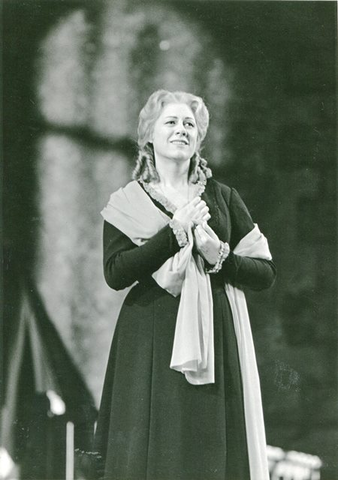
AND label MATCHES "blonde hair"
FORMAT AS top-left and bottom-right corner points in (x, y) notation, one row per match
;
(132, 90), (212, 183)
